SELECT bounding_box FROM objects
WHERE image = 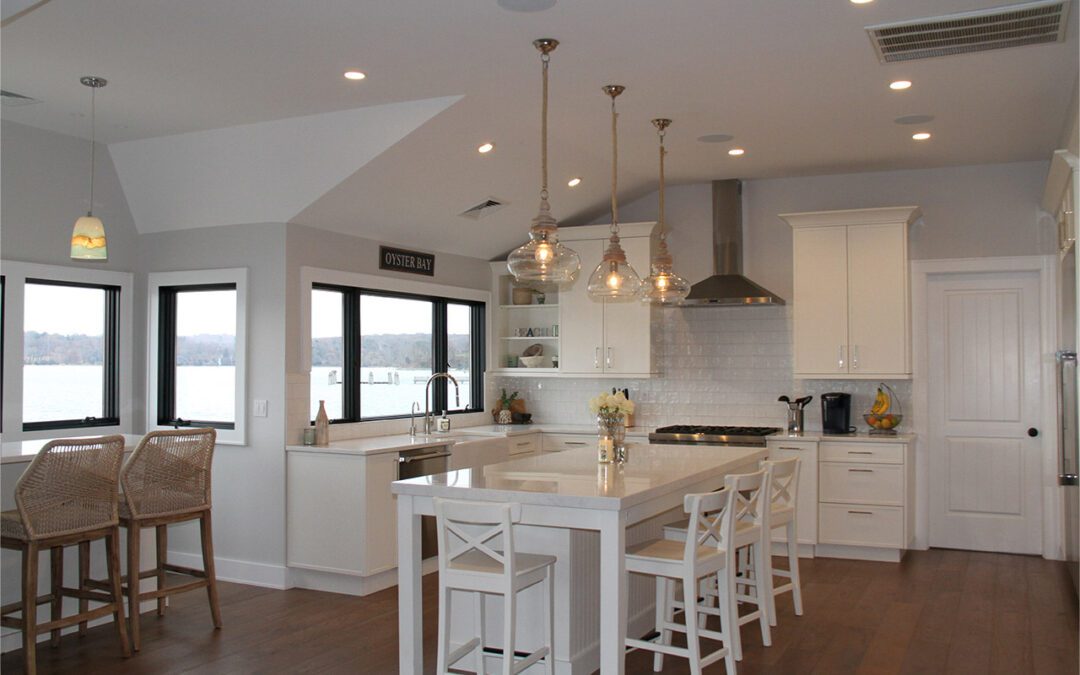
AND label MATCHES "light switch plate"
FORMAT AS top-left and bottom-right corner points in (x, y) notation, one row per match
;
(253, 399), (268, 417)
